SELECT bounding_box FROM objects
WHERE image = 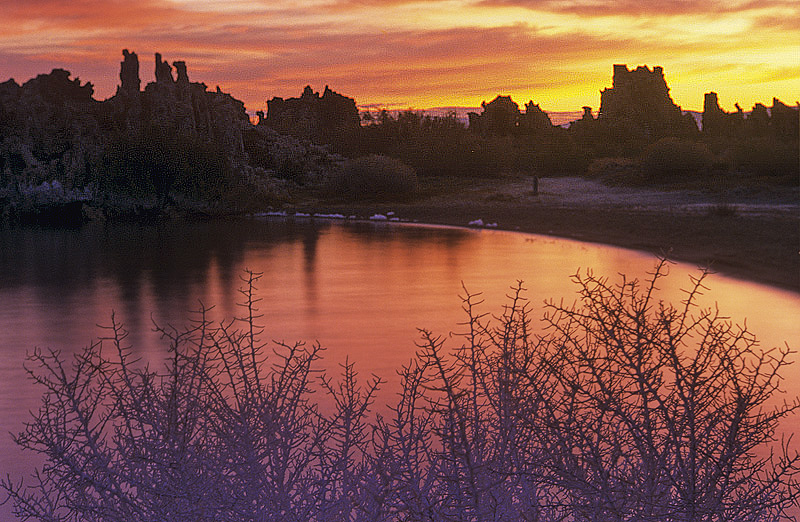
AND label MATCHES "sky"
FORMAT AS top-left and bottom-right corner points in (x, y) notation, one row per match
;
(1, 0), (798, 117)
